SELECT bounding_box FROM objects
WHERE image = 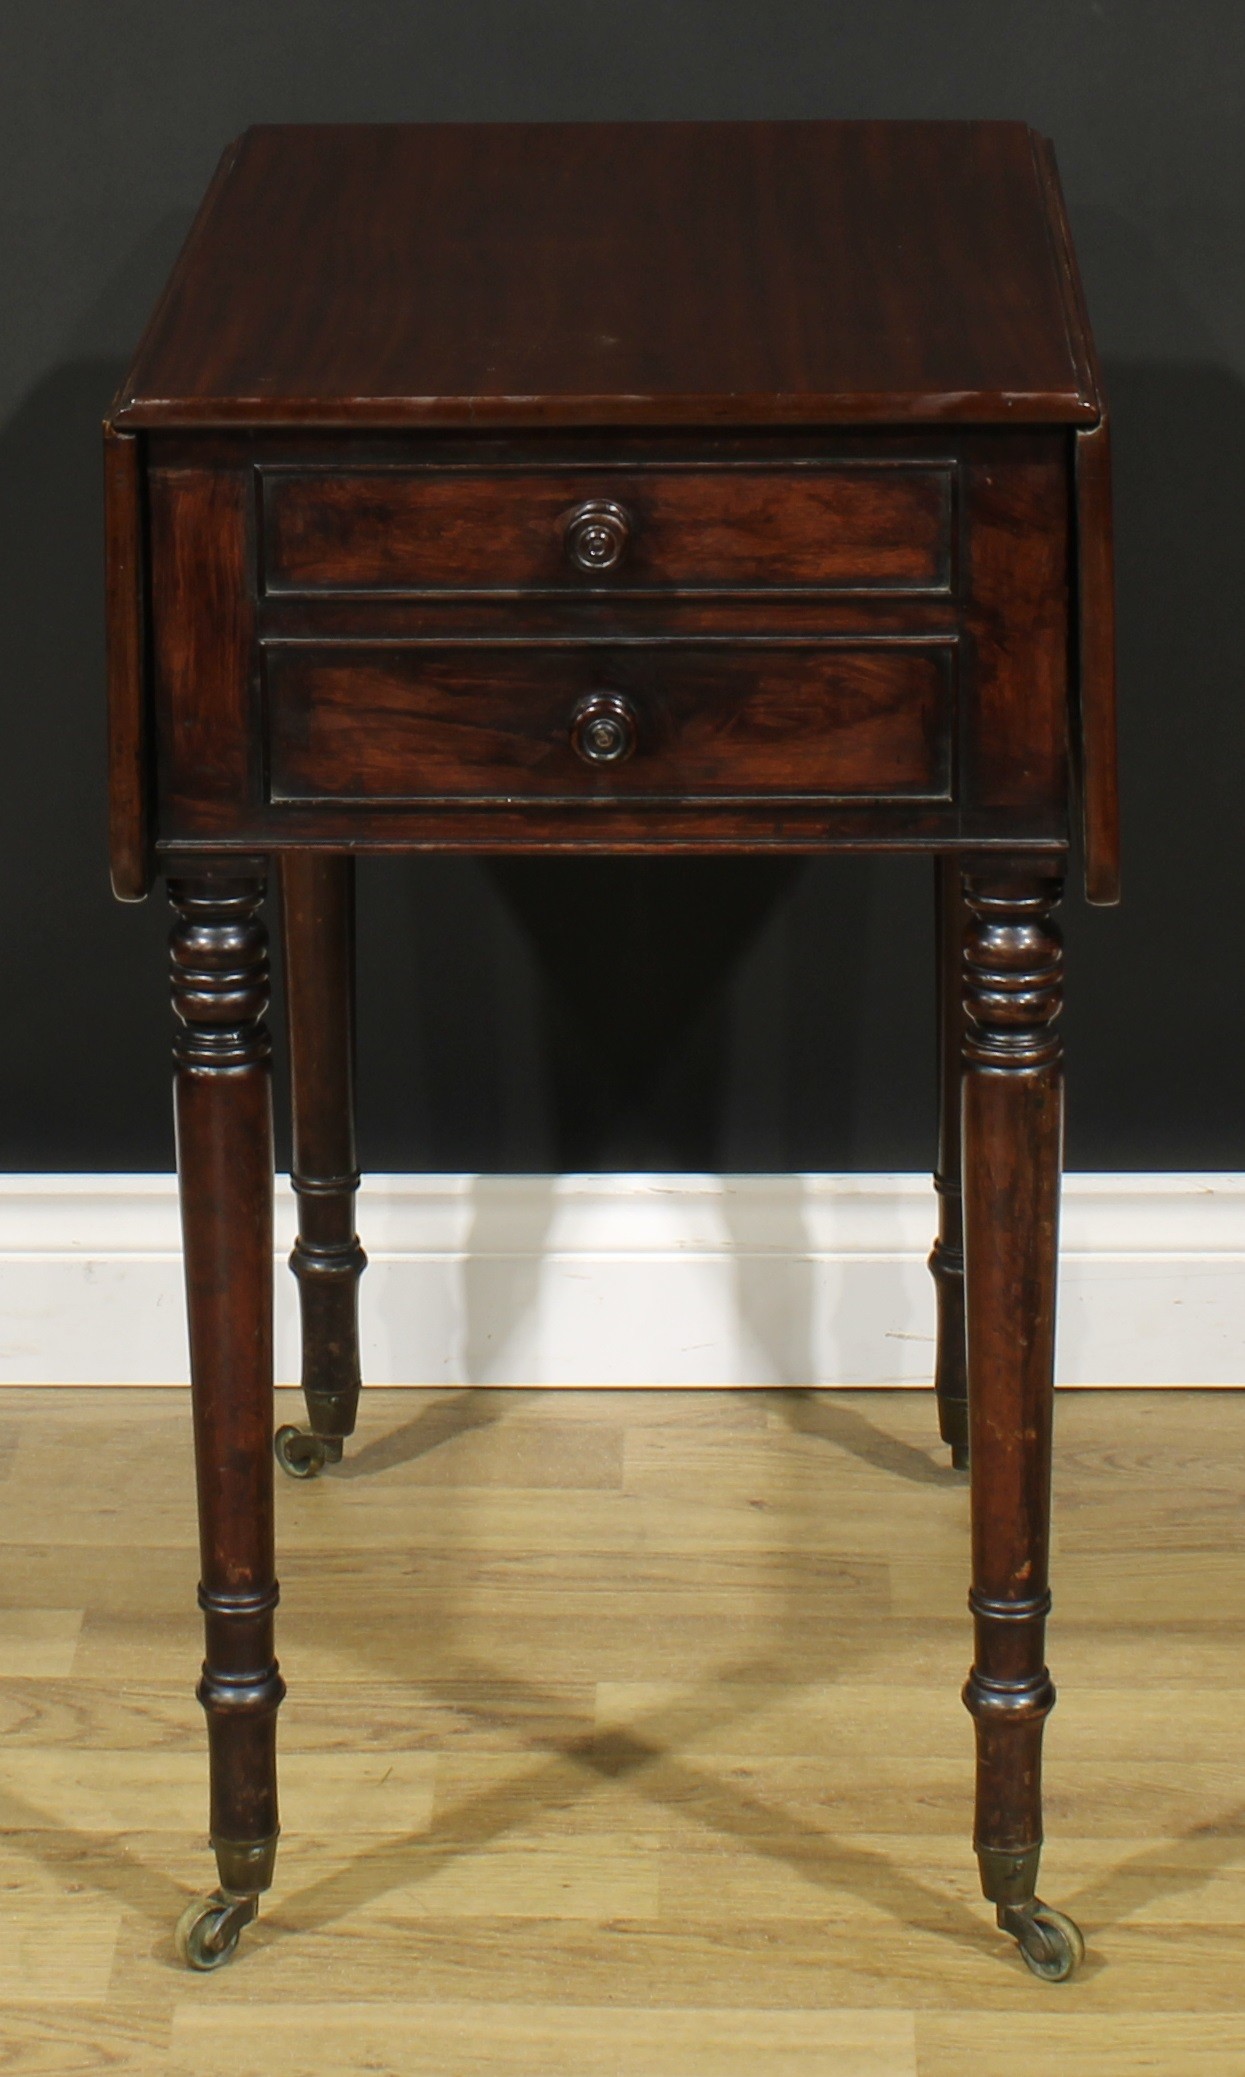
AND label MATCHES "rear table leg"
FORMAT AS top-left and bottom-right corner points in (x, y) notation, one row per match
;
(275, 853), (366, 1479)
